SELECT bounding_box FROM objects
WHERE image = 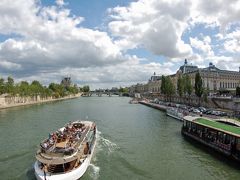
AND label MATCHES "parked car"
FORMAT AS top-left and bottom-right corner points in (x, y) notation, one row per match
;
(193, 109), (201, 113)
(198, 107), (207, 113)
(219, 112), (227, 117)
(189, 107), (195, 112)
(205, 109), (213, 115)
